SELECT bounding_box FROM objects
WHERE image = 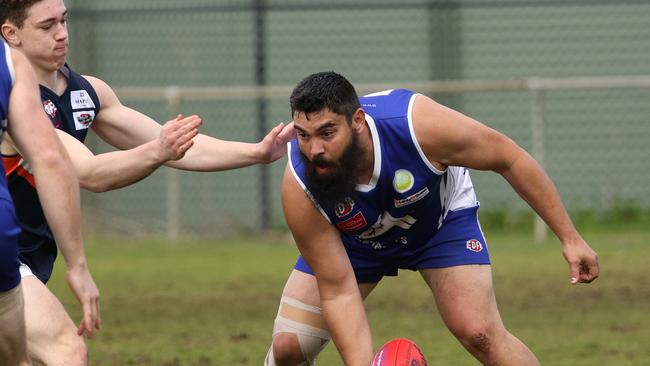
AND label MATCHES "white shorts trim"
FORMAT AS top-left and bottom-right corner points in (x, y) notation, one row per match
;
(19, 263), (35, 278)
